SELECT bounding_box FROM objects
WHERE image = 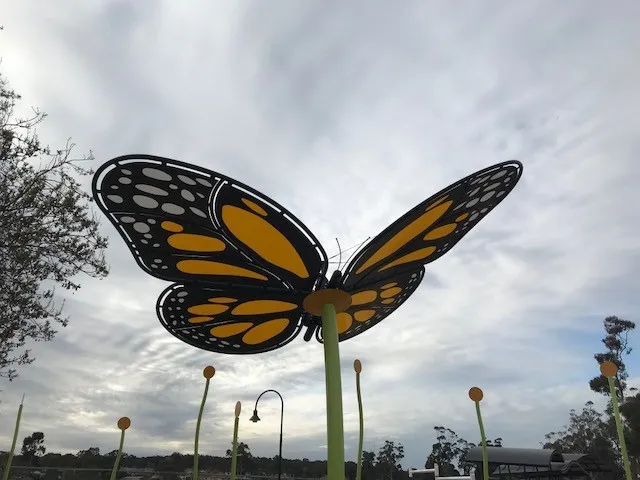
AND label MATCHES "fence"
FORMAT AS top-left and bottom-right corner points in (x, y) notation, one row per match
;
(0, 466), (319, 480)
(408, 465), (474, 480)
